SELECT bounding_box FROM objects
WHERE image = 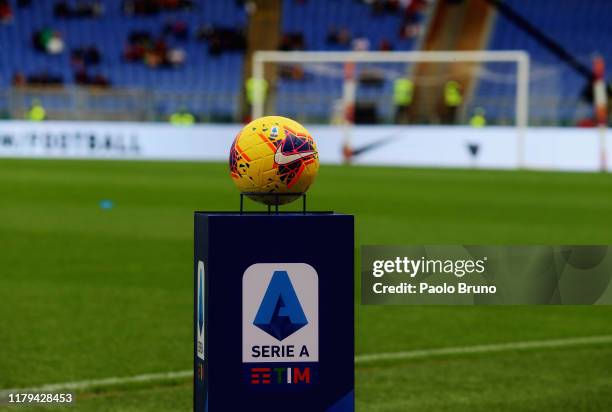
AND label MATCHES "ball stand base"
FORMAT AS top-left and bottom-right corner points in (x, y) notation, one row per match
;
(239, 192), (307, 214)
